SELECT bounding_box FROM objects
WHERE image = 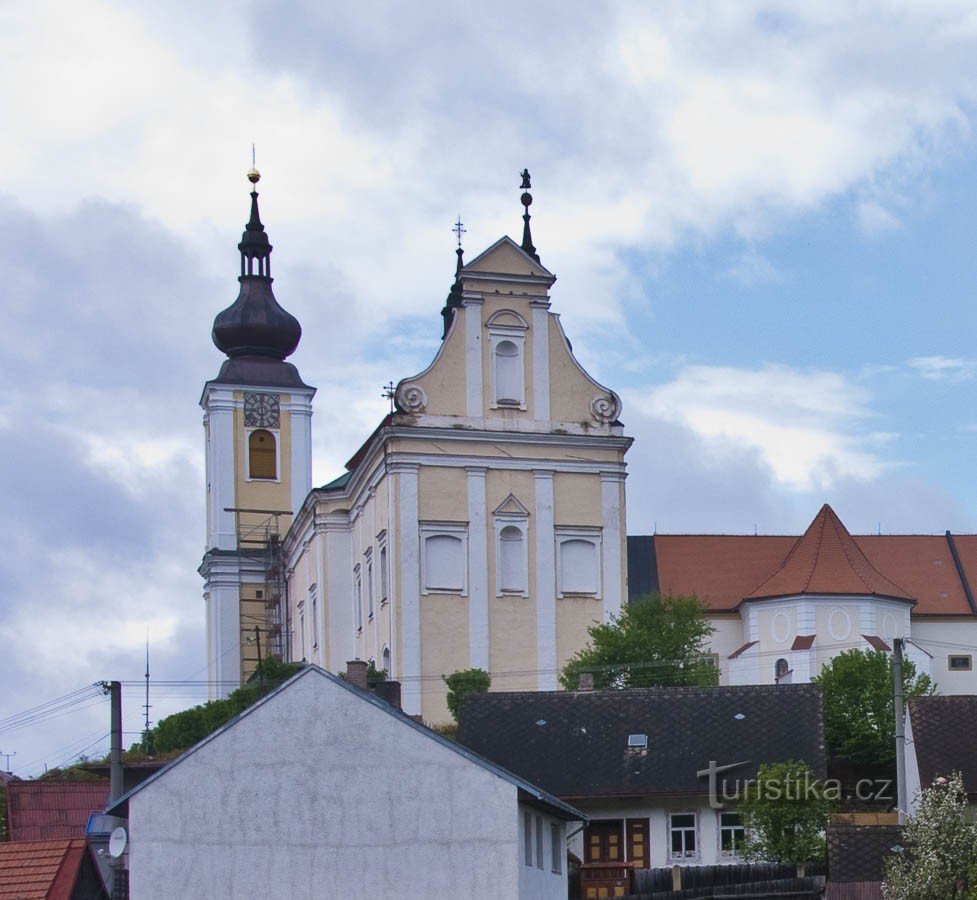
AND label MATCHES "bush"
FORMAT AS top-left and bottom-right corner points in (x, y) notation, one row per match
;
(443, 668), (491, 721)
